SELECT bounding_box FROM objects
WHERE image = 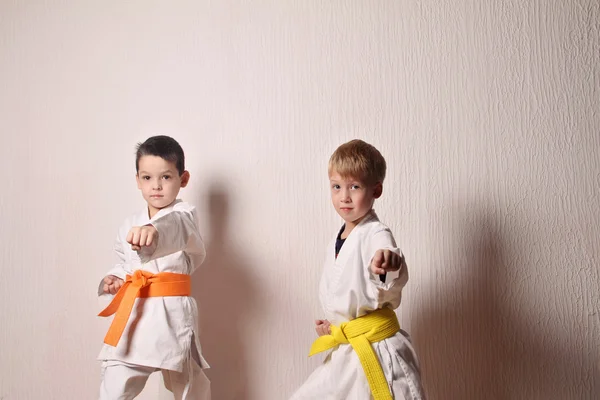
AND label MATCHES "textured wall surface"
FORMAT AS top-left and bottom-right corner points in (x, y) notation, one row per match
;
(1, 1), (598, 399)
